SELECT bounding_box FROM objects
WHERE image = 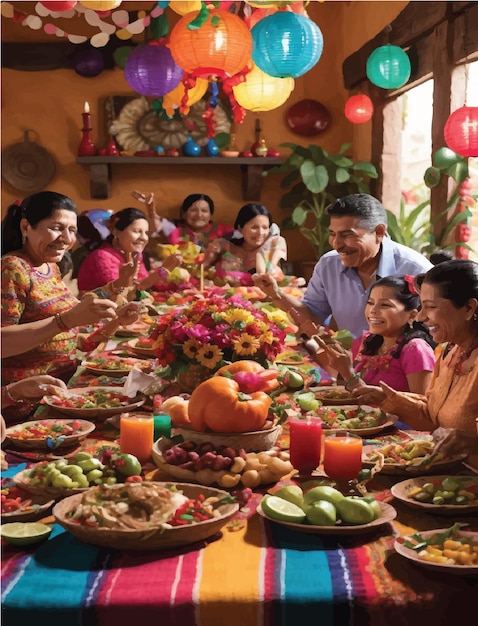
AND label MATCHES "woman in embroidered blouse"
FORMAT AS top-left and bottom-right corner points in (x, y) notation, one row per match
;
(77, 207), (181, 297)
(204, 203), (287, 286)
(319, 276), (436, 396)
(350, 260), (478, 455)
(1, 192), (142, 422)
(167, 194), (233, 249)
